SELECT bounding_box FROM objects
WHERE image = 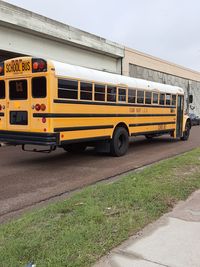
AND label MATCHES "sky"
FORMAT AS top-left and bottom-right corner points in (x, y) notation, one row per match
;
(3, 0), (200, 71)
